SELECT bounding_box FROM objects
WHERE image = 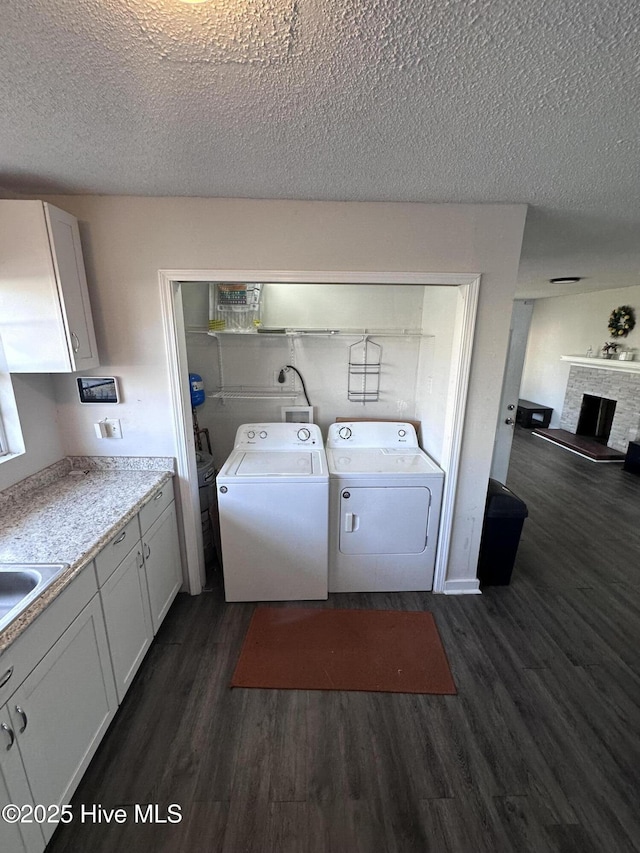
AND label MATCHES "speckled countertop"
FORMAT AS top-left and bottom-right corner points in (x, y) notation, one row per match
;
(0, 456), (175, 654)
